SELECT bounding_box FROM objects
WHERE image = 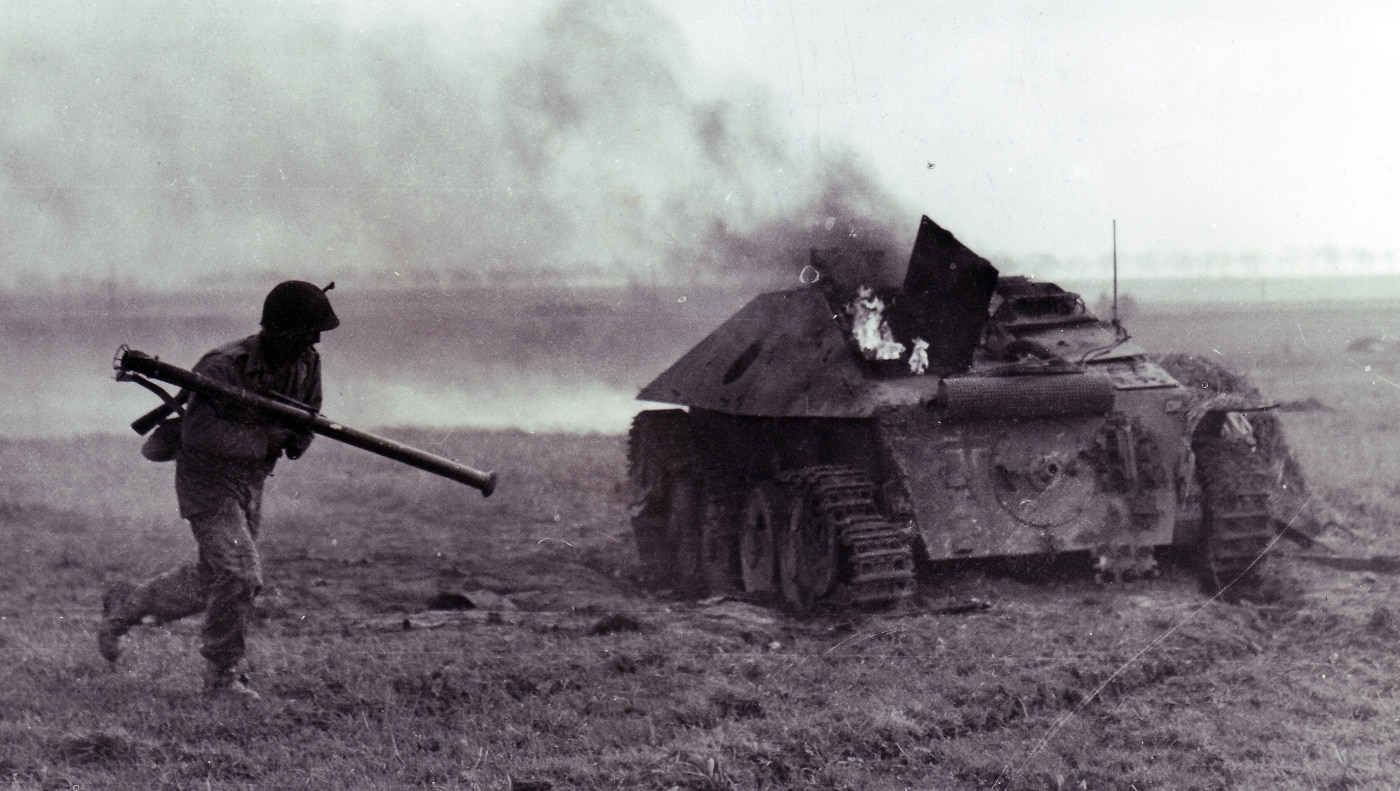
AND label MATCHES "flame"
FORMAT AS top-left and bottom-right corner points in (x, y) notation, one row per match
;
(1224, 412), (1257, 447)
(908, 338), (930, 375)
(848, 286), (906, 361)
